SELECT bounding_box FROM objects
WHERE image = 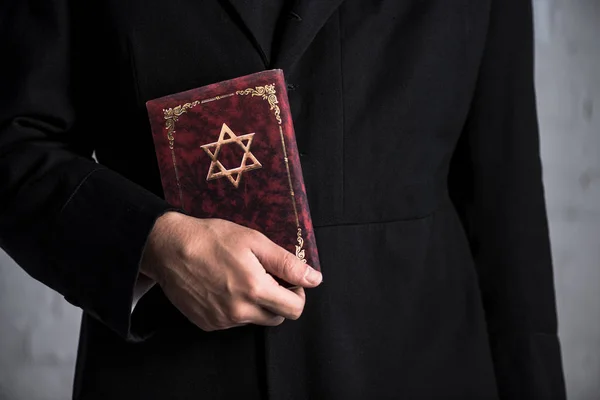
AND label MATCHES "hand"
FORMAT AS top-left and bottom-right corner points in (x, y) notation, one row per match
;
(140, 212), (322, 332)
